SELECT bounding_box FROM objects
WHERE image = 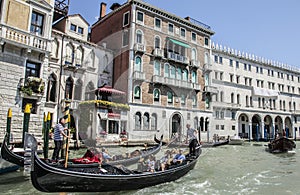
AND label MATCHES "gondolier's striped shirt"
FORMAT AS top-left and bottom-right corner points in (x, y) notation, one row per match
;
(54, 123), (65, 141)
